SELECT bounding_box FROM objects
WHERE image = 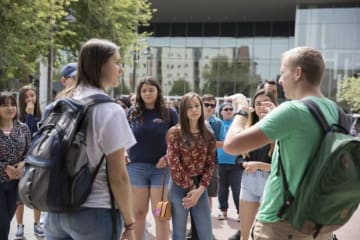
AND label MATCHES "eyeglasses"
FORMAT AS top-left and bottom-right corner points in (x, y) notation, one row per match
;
(222, 108), (233, 112)
(204, 103), (216, 109)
